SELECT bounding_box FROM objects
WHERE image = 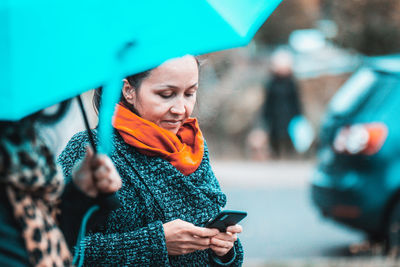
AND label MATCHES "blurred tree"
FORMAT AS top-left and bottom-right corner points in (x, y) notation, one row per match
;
(322, 0), (400, 55)
(255, 0), (320, 45)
